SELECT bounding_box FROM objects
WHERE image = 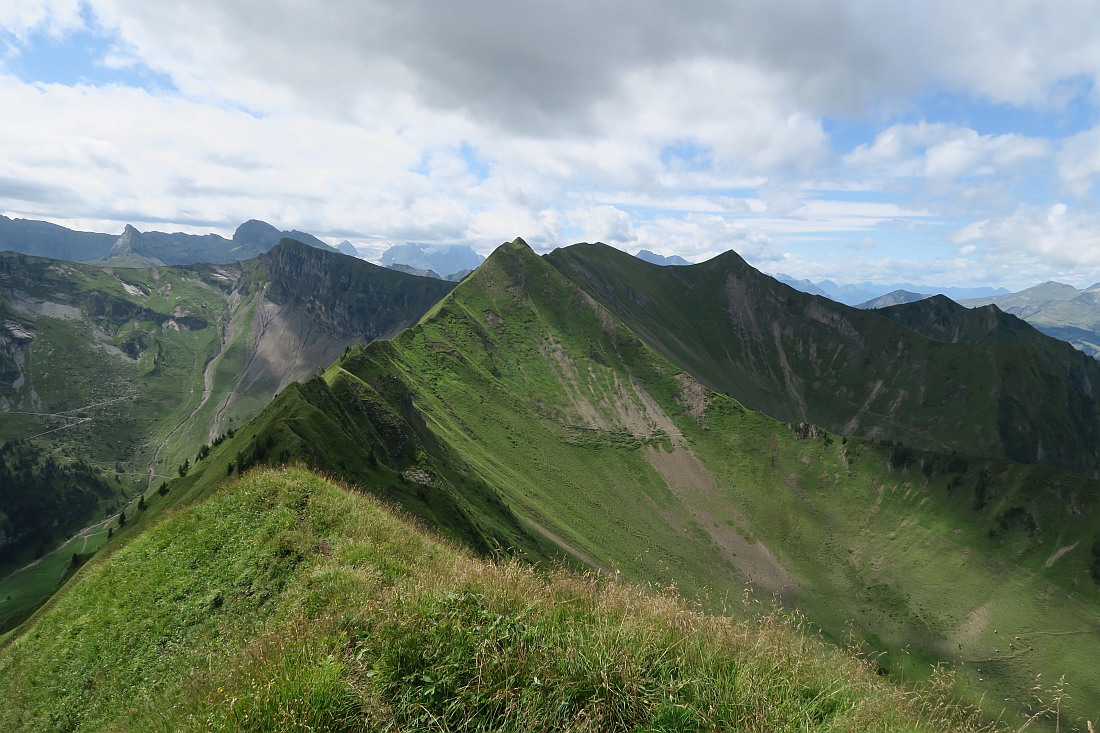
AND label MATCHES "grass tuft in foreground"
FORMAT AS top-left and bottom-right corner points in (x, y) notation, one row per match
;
(0, 467), (998, 731)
